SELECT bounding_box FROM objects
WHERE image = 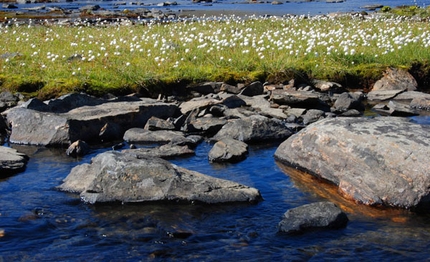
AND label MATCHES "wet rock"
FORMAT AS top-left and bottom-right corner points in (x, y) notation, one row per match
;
(372, 67), (418, 92)
(6, 99), (178, 146)
(278, 202), (348, 234)
(58, 151), (262, 204)
(66, 140), (90, 157)
(208, 138), (248, 163)
(275, 117), (430, 209)
(213, 115), (293, 142)
(0, 146), (29, 177)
